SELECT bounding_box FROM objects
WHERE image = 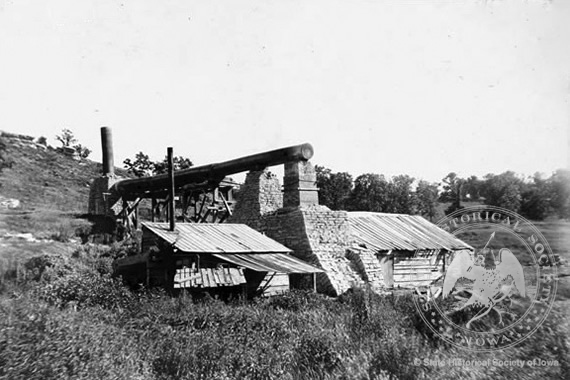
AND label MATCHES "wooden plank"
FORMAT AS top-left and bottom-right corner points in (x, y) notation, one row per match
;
(394, 265), (434, 270)
(213, 268), (222, 285)
(219, 192), (233, 217)
(395, 280), (435, 288)
(380, 254), (394, 288)
(229, 268), (243, 285)
(226, 268), (236, 285)
(395, 273), (435, 280)
(197, 268), (204, 286)
(175, 272), (201, 284)
(206, 268), (214, 287)
(394, 270), (434, 275)
(221, 267), (230, 285)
